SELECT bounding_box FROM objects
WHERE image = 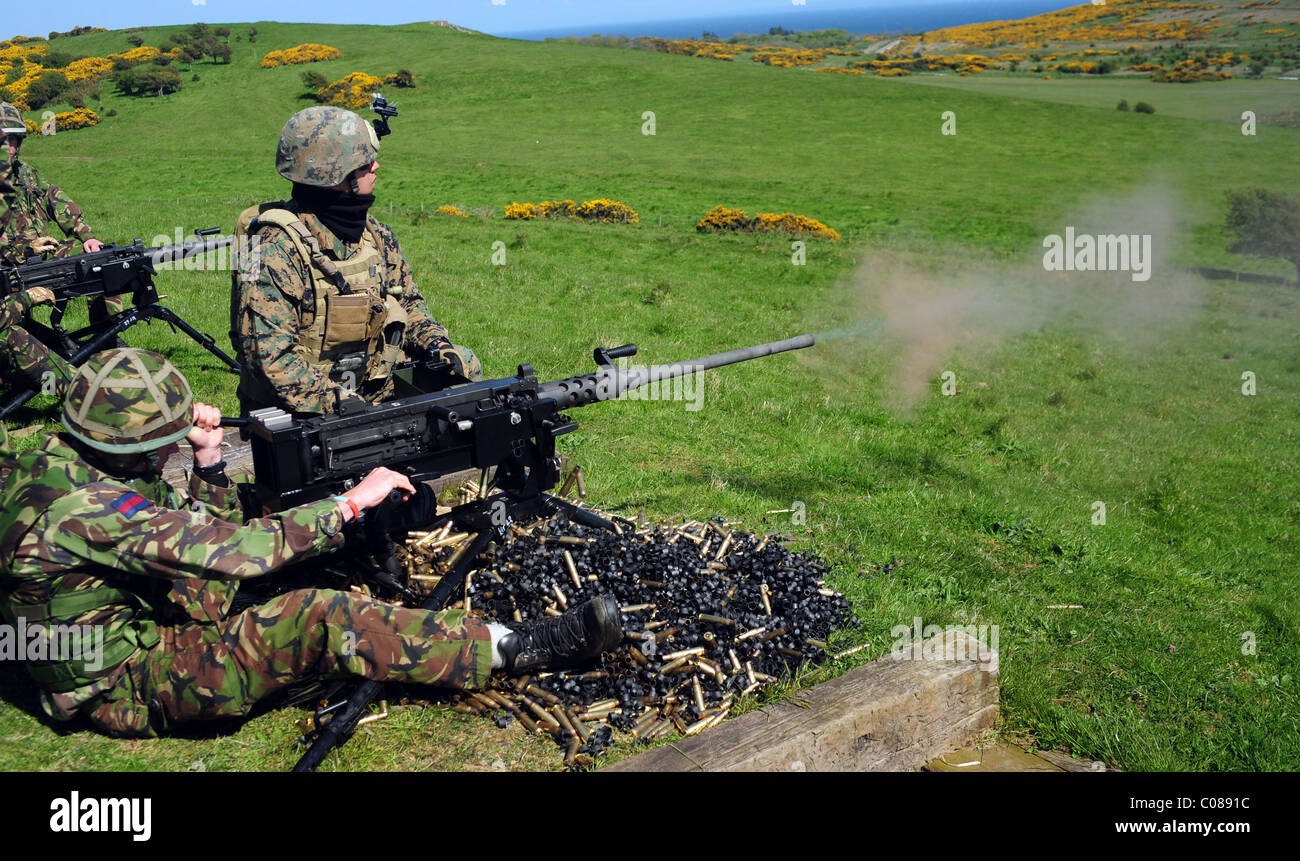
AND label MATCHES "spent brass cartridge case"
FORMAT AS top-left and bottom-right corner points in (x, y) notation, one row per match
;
(563, 551), (582, 590)
(760, 583), (772, 616)
(525, 684), (561, 706)
(697, 614), (735, 626)
(663, 646), (705, 662)
(737, 627), (767, 641)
